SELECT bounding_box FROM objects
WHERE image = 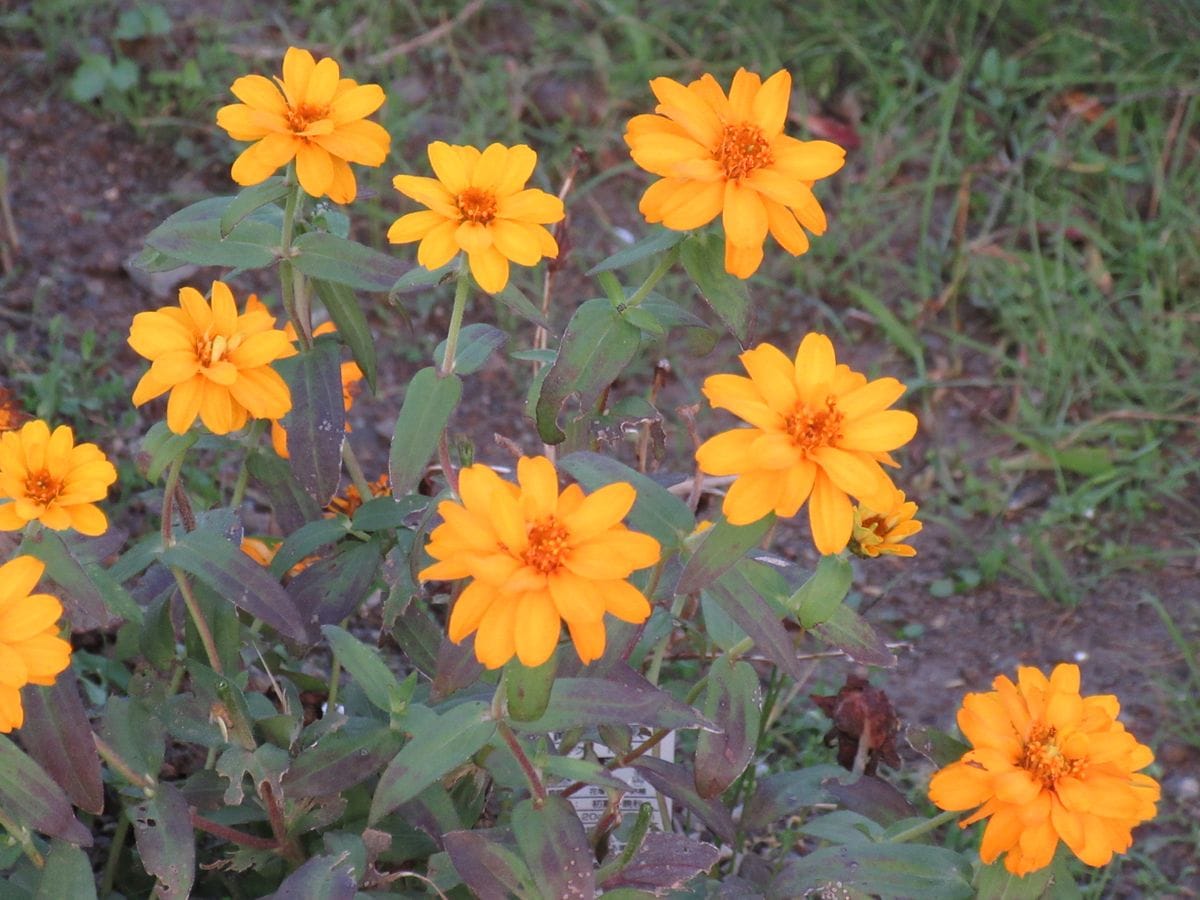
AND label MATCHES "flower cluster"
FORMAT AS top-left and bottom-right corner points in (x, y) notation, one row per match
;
(0, 420), (117, 536)
(421, 457), (660, 668)
(695, 333), (918, 555)
(0, 556), (72, 732)
(929, 663), (1160, 875)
